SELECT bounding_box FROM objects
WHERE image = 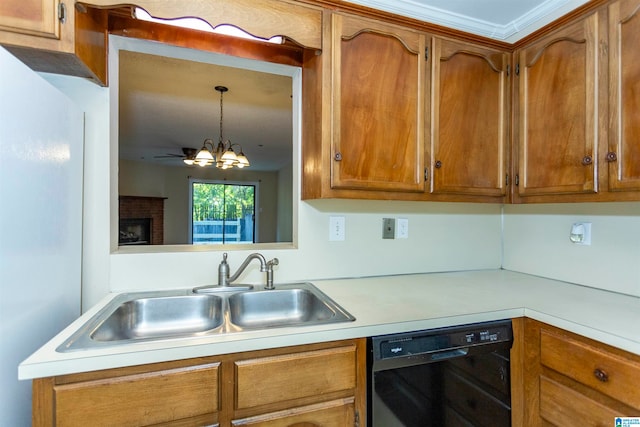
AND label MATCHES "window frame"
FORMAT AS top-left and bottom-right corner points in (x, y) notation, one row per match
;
(188, 178), (260, 245)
